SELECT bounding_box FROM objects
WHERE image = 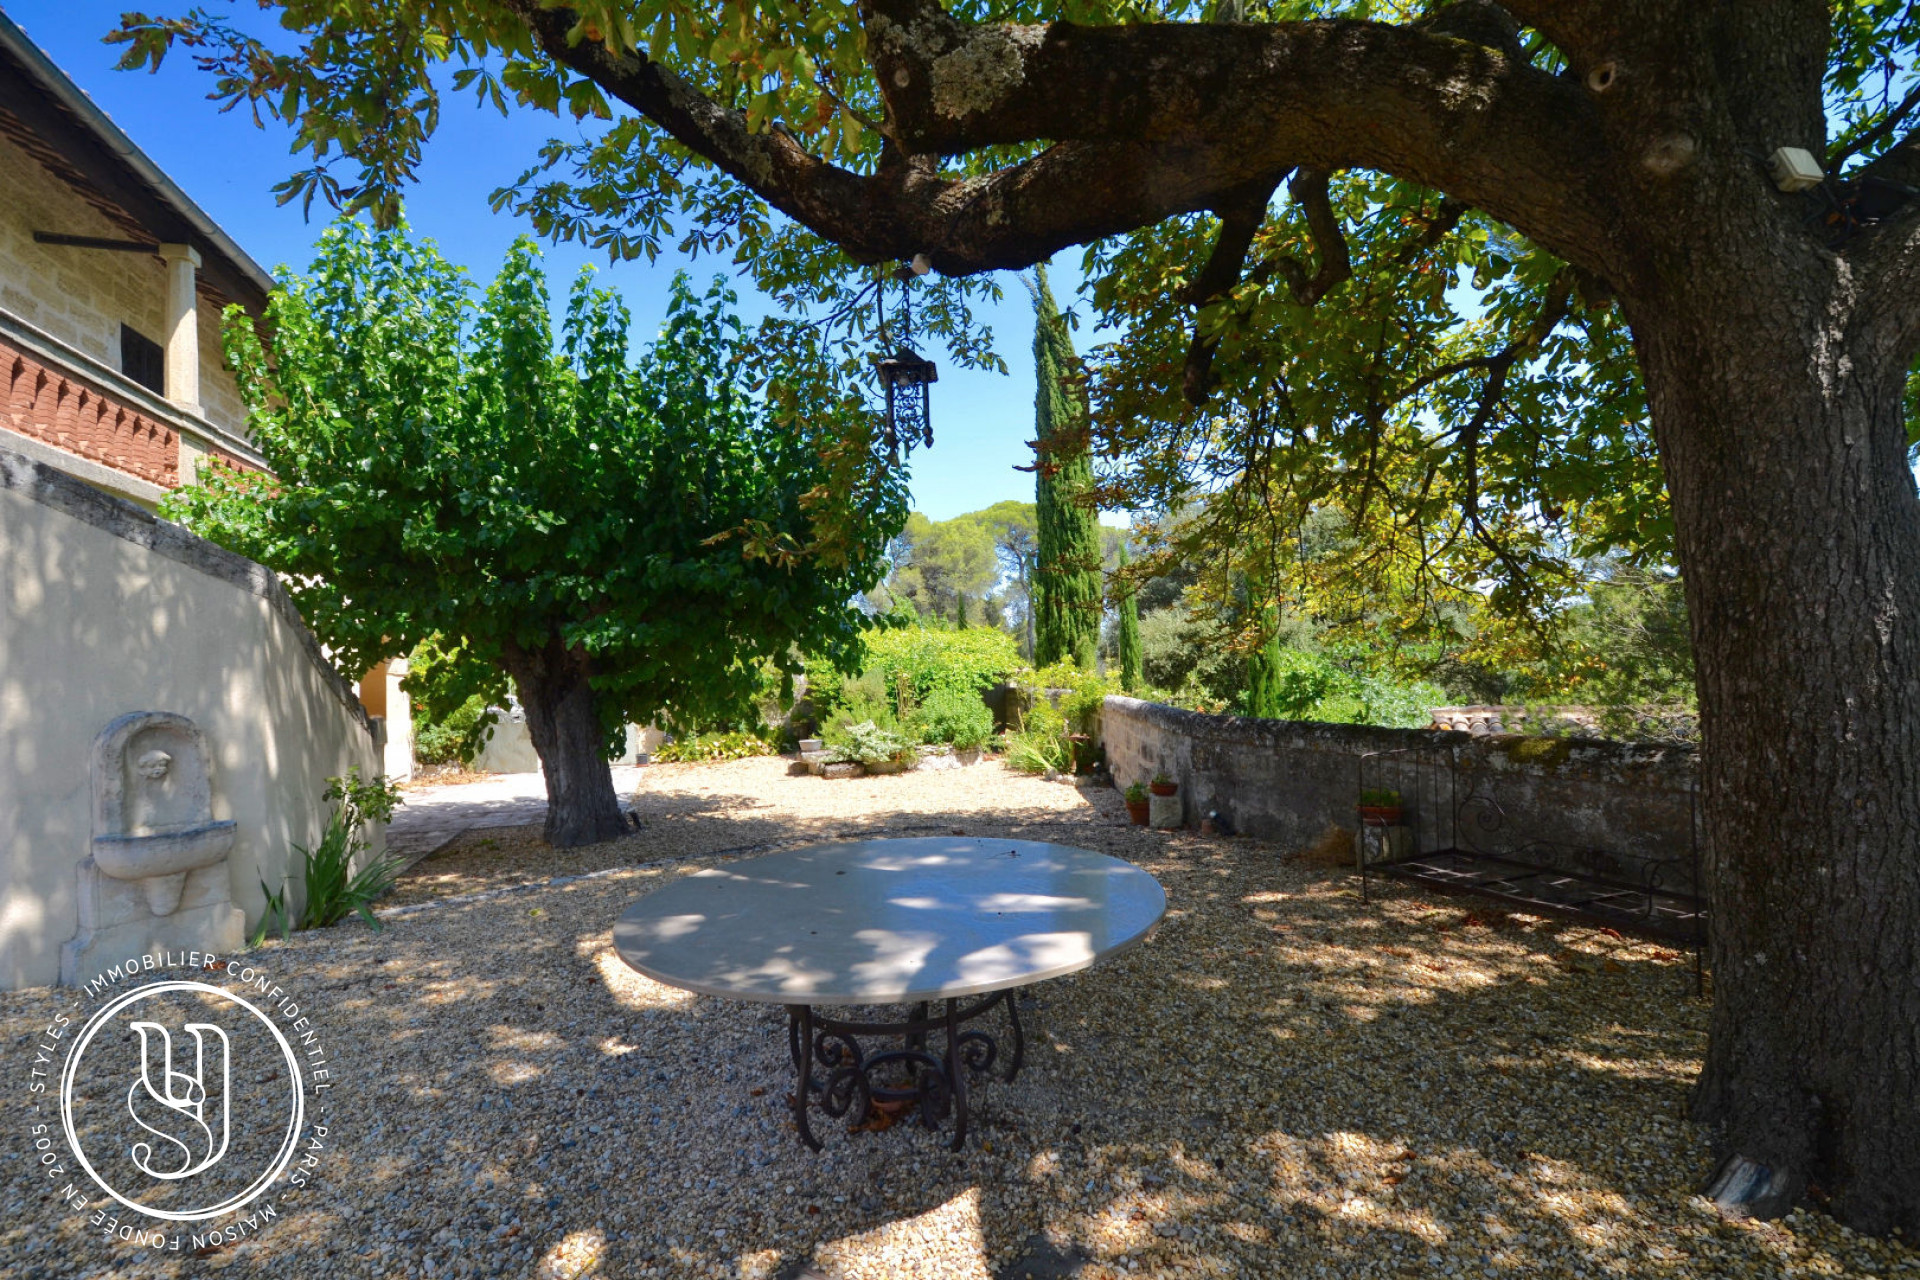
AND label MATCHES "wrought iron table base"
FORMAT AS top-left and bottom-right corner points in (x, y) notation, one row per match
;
(786, 989), (1025, 1151)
